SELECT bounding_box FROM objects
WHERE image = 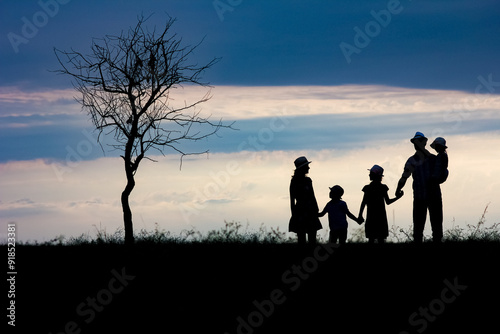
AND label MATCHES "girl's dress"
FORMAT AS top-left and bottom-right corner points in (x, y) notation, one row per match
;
(362, 182), (389, 239)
